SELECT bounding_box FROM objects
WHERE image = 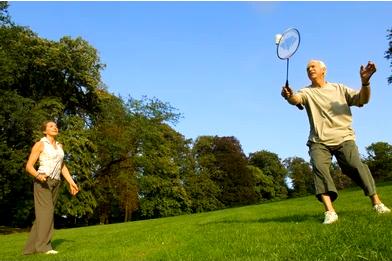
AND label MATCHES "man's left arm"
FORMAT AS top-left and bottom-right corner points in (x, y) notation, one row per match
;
(359, 61), (376, 105)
